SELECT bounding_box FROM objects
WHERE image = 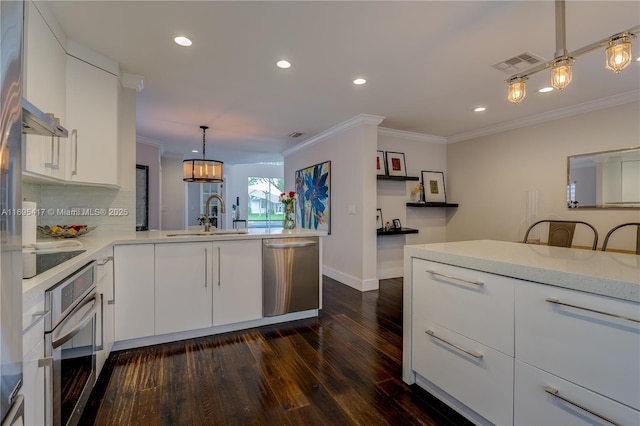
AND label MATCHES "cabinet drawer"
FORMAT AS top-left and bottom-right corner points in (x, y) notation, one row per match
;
(515, 282), (640, 410)
(515, 360), (640, 426)
(412, 323), (514, 425)
(412, 258), (514, 355)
